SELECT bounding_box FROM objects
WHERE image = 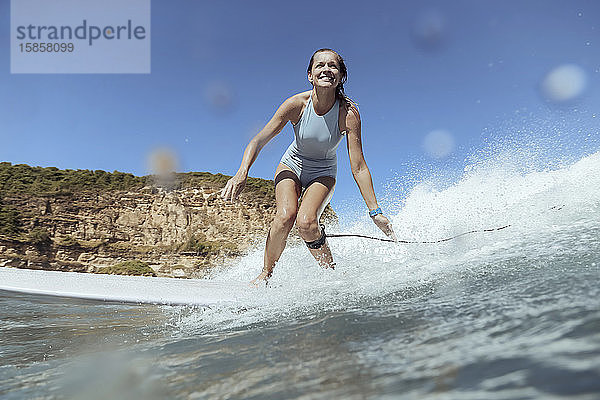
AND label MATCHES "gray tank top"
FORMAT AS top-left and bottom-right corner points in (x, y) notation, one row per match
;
(280, 95), (345, 180)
